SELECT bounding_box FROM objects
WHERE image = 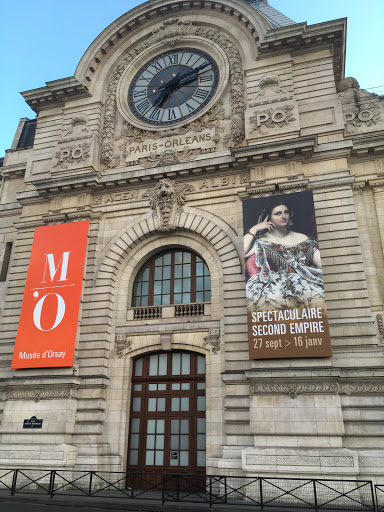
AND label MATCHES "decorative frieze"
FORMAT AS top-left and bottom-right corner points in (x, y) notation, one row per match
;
(4, 387), (78, 402)
(250, 380), (384, 397)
